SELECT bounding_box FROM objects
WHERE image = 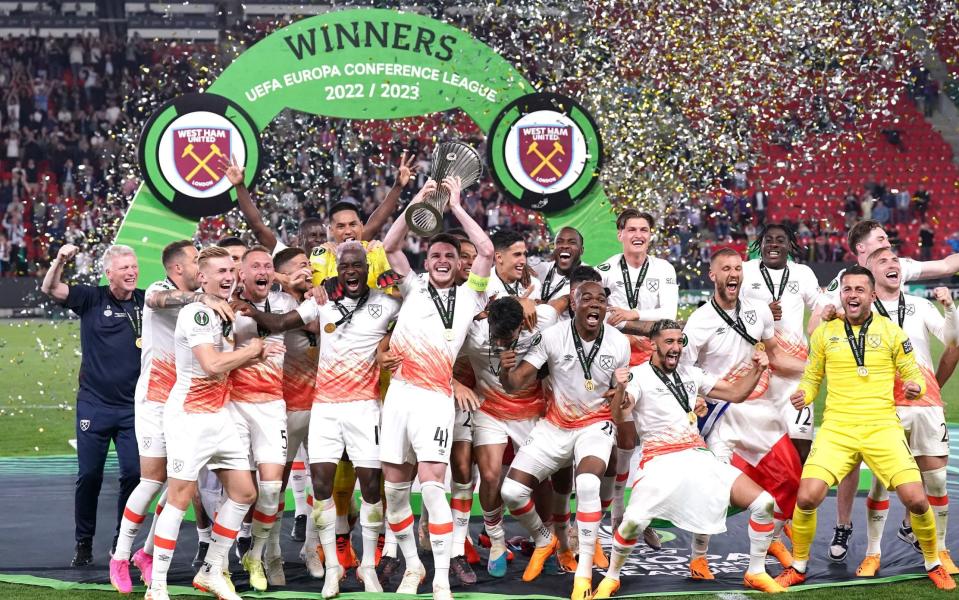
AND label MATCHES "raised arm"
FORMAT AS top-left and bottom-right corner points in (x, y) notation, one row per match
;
(445, 176), (494, 278)
(41, 242), (76, 303)
(707, 351), (769, 403)
(383, 179), (437, 277)
(225, 157), (278, 252)
(917, 253), (959, 280)
(362, 150), (416, 242)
